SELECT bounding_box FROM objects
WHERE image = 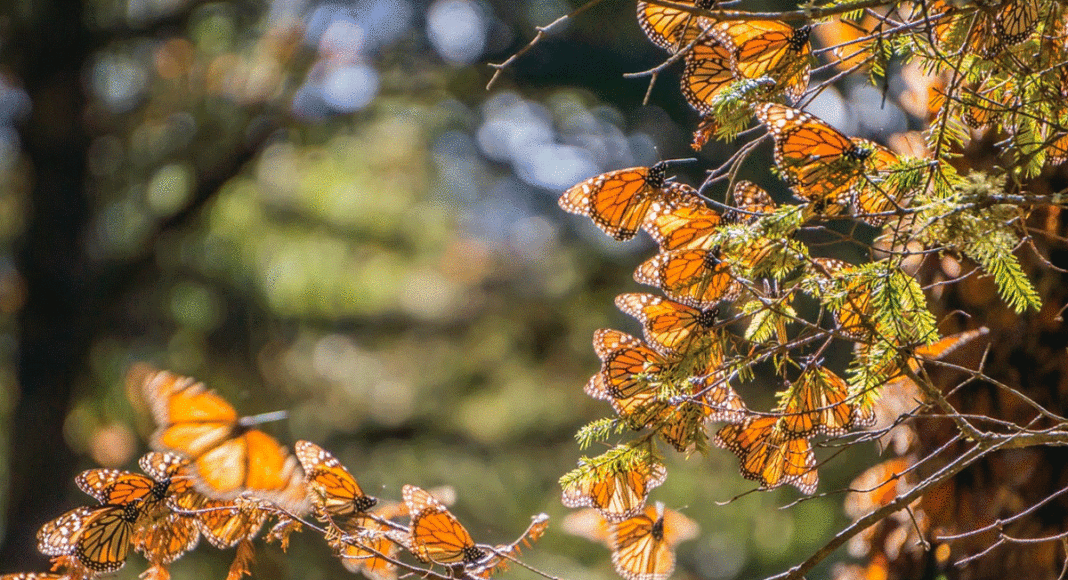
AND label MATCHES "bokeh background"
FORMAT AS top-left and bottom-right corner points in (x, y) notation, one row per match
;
(0, 0), (918, 577)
